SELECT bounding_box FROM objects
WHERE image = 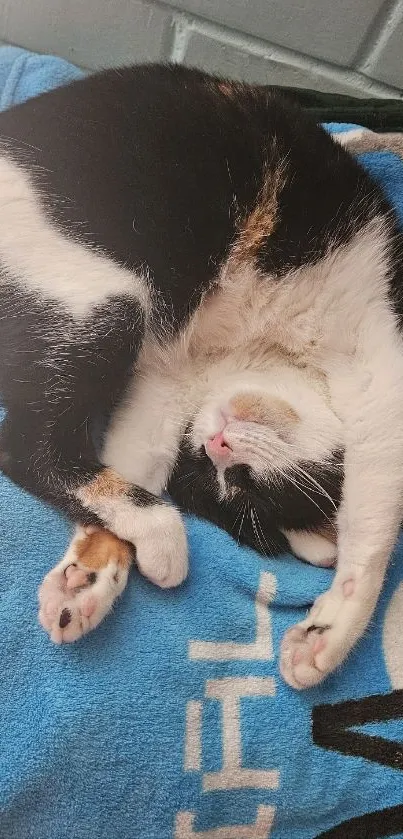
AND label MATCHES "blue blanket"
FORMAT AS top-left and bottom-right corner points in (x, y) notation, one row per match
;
(0, 48), (403, 839)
